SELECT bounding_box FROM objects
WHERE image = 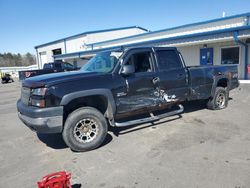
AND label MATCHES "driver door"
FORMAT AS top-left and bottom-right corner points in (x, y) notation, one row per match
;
(115, 49), (160, 116)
